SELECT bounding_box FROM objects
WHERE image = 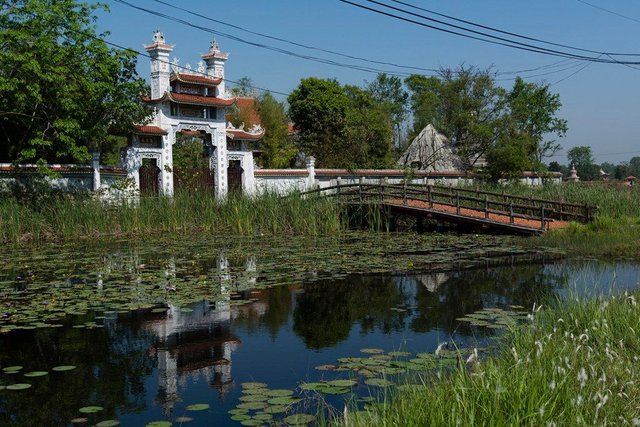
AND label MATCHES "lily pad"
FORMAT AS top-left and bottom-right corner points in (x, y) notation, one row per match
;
(6, 383), (31, 390)
(360, 348), (384, 354)
(185, 403), (209, 411)
(52, 365), (76, 372)
(265, 389), (294, 397)
(230, 414), (252, 422)
(228, 409), (249, 415)
(314, 364), (336, 371)
(240, 420), (263, 427)
(318, 386), (350, 395)
(96, 421), (120, 427)
(283, 414), (315, 425)
(266, 396), (302, 405)
(174, 418), (192, 423)
(262, 405), (287, 414)
(327, 379), (357, 387)
(24, 371), (48, 377)
(3, 366), (23, 373)
(365, 378), (394, 387)
(239, 395), (269, 402)
(236, 401), (268, 410)
(79, 406), (103, 414)
(146, 422), (172, 427)
(241, 382), (268, 389)
(388, 351), (411, 357)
